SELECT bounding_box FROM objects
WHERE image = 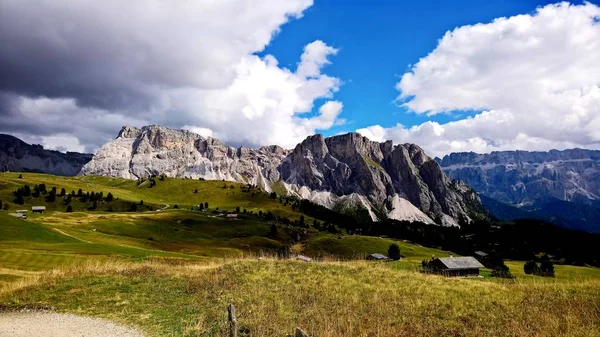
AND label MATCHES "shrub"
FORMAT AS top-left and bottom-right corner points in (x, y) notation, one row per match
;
(491, 263), (514, 279)
(524, 260), (539, 275)
(173, 204), (179, 209)
(66, 205), (73, 212)
(3, 203), (9, 211)
(388, 243), (401, 261)
(540, 260), (555, 277)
